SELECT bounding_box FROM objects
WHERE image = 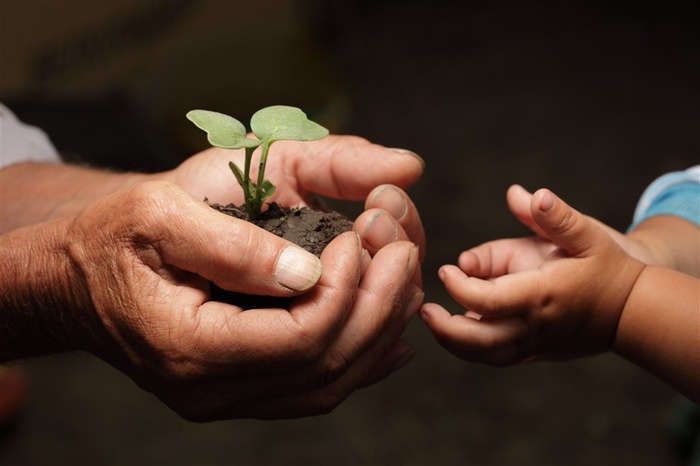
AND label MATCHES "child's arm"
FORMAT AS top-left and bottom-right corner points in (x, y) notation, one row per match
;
(420, 187), (699, 402)
(627, 216), (700, 277)
(614, 265), (699, 403)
